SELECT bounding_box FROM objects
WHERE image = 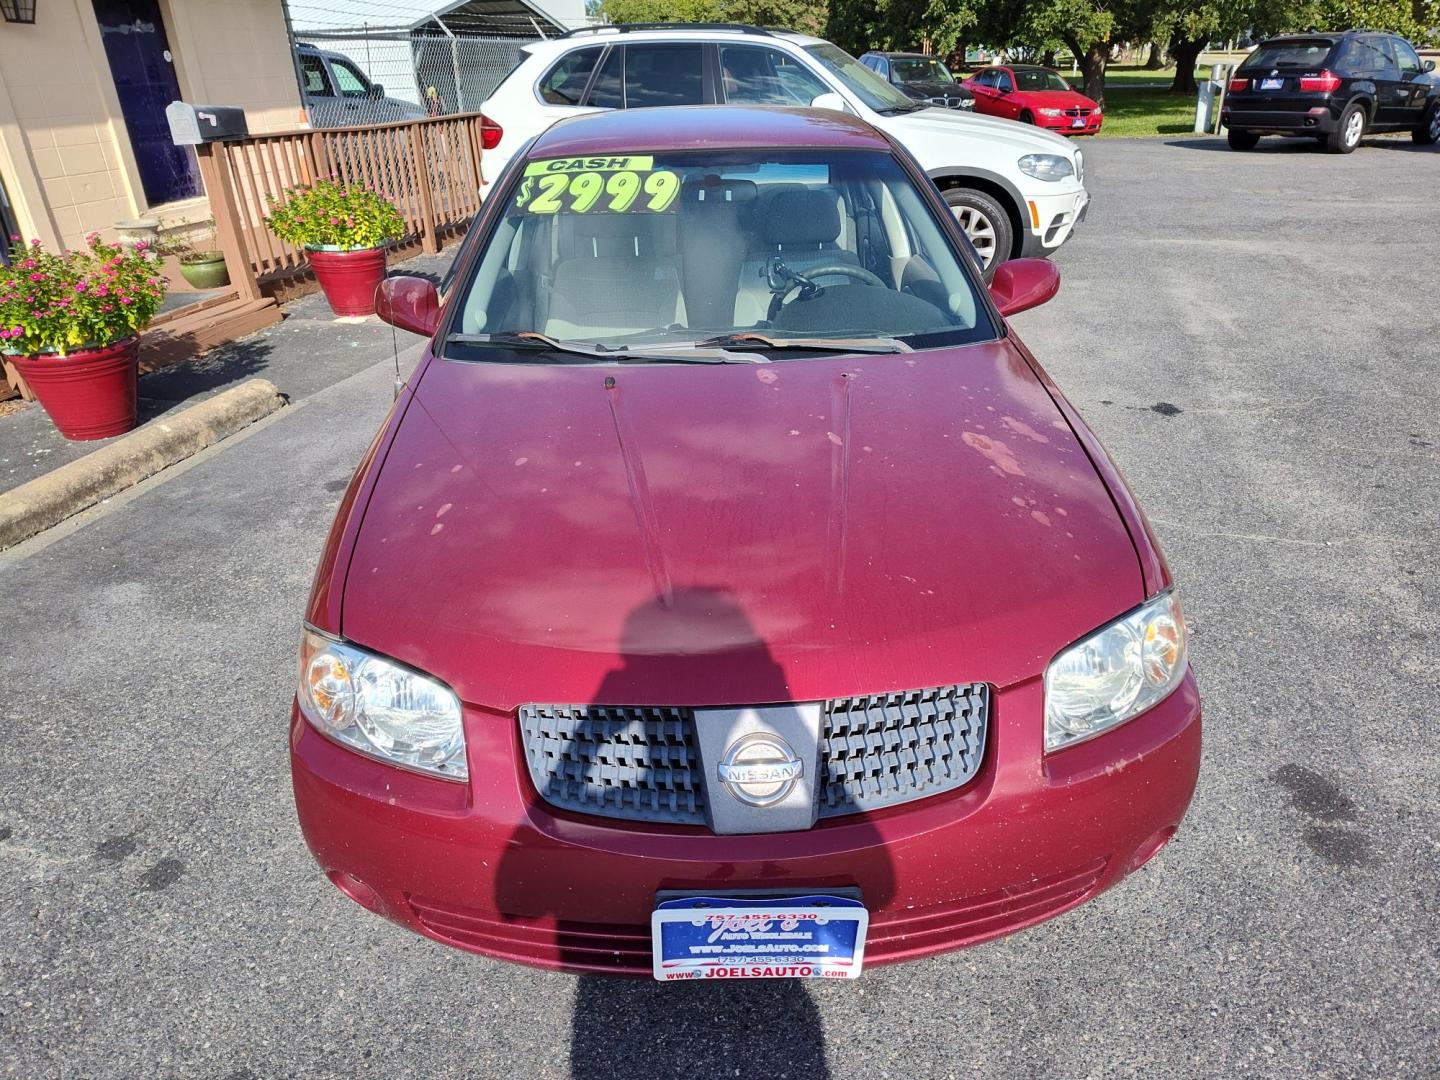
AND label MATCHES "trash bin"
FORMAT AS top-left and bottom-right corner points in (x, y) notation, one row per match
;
(1194, 65), (1228, 134)
(1194, 80), (1220, 134)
